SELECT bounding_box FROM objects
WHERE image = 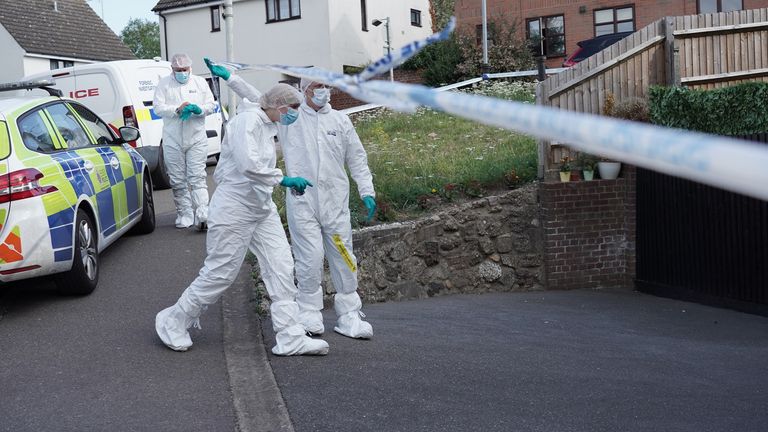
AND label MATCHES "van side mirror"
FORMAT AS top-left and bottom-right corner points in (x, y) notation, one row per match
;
(117, 126), (140, 143)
